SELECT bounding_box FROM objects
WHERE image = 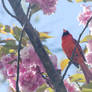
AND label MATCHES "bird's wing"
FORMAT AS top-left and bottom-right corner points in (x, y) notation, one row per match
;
(73, 39), (86, 62)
